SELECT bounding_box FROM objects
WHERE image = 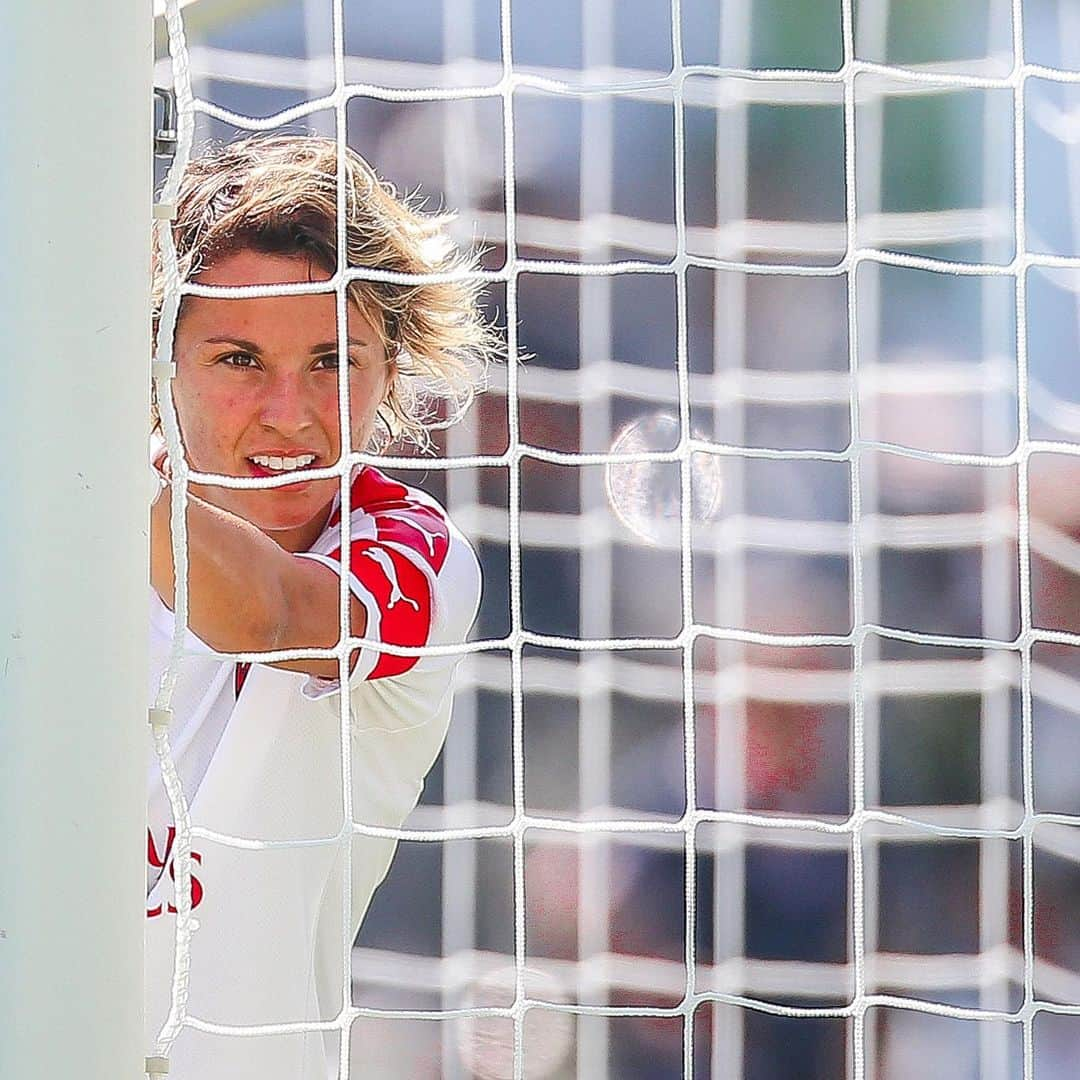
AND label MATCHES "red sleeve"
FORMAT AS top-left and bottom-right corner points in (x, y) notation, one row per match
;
(324, 469), (452, 681)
